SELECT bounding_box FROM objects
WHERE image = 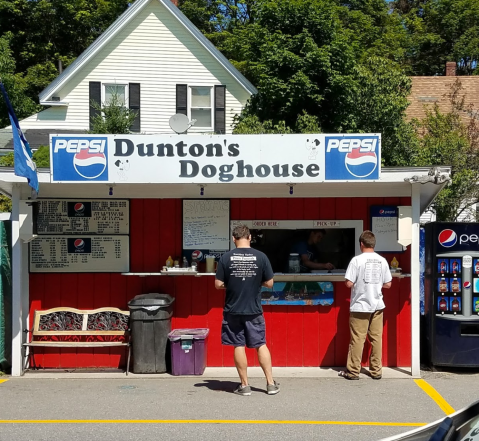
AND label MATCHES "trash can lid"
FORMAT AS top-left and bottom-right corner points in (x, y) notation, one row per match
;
(168, 328), (209, 340)
(128, 293), (175, 307)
